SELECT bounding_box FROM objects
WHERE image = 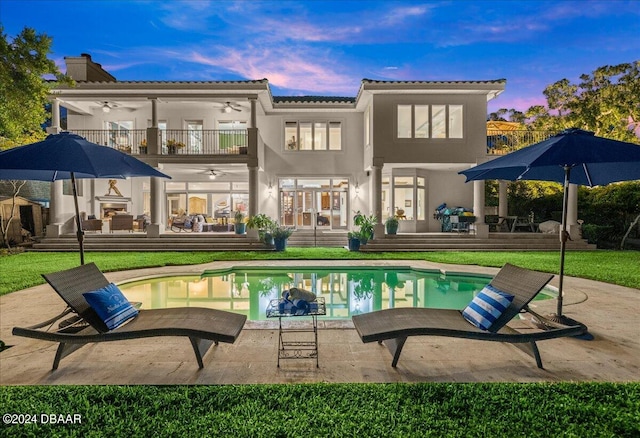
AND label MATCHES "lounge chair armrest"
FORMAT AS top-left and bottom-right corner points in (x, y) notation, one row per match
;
(23, 307), (75, 330)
